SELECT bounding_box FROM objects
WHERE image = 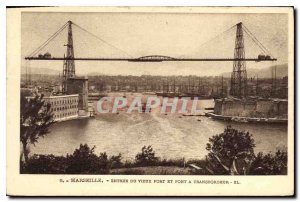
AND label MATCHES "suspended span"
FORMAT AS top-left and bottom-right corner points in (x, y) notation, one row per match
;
(25, 55), (277, 62)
